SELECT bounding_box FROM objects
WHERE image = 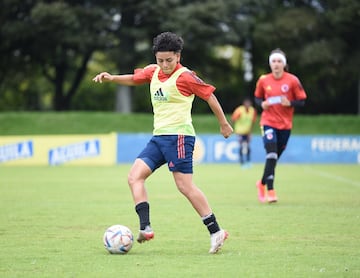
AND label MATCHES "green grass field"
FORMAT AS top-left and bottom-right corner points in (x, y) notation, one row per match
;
(1, 164), (359, 277)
